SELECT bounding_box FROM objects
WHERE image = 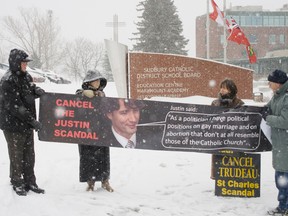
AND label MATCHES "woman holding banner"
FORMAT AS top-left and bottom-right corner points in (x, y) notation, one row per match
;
(76, 70), (113, 192)
(210, 78), (244, 180)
